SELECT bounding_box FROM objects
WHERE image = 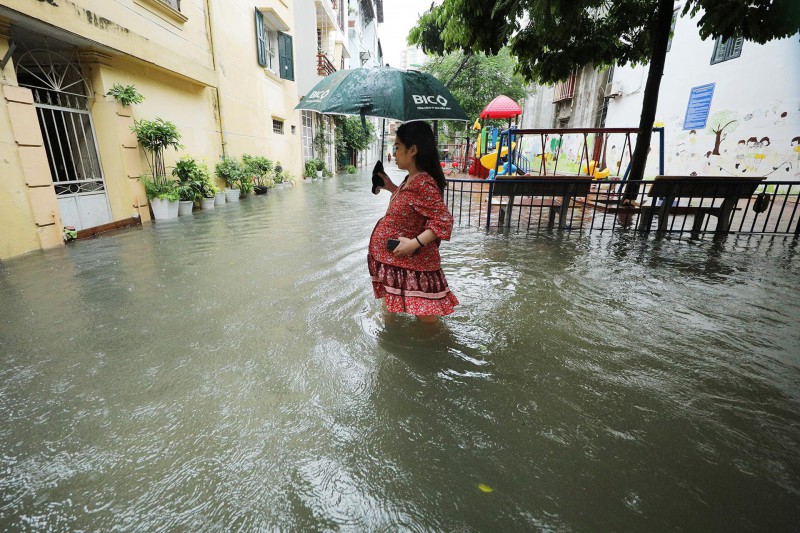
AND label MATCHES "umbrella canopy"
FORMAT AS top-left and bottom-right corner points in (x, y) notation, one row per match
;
(295, 67), (468, 123)
(479, 95), (522, 119)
